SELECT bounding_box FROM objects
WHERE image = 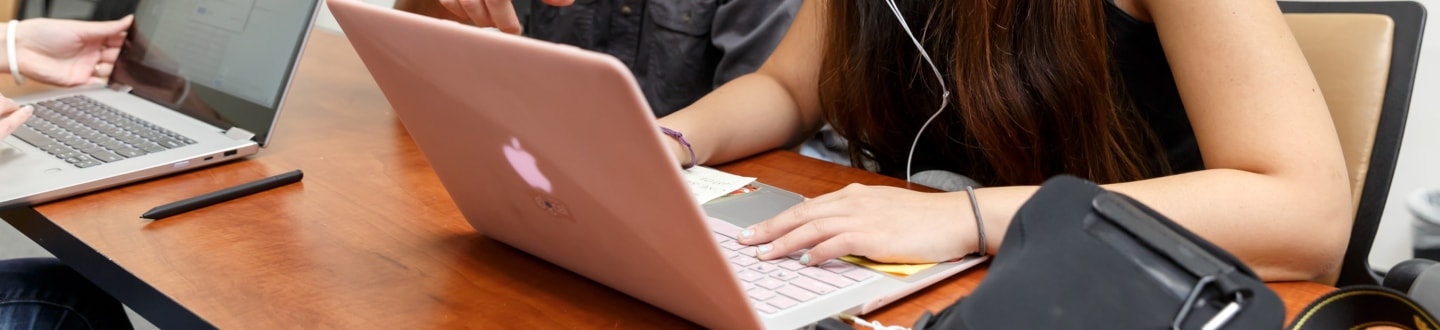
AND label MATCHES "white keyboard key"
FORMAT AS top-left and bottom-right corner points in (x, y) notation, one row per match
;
(749, 263), (779, 274)
(766, 296), (800, 310)
(747, 288), (777, 301)
(707, 217), (743, 239)
(756, 278), (786, 290)
(791, 278), (836, 295)
(770, 270), (800, 281)
(737, 270), (765, 282)
(720, 240), (745, 251)
(729, 255), (759, 267)
(753, 301), (779, 314)
(799, 268), (856, 288)
(843, 269), (878, 282)
(777, 260), (807, 271)
(819, 260), (859, 273)
(776, 286), (816, 302)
